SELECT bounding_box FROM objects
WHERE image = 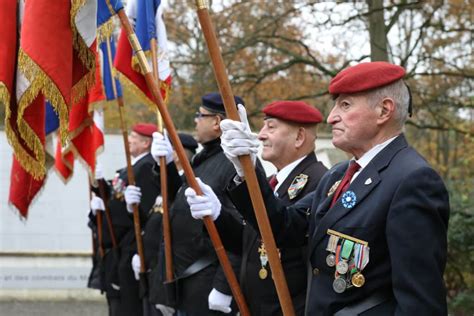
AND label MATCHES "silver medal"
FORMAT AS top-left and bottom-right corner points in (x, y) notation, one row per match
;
(326, 254), (336, 267)
(332, 277), (347, 293)
(336, 260), (349, 274)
